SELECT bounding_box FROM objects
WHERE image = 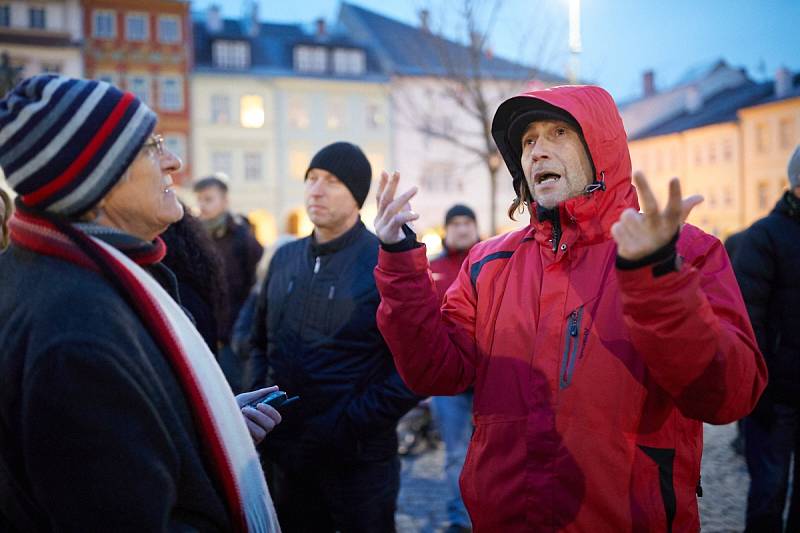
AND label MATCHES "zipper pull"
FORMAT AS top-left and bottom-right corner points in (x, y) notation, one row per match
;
(314, 256), (321, 274)
(569, 311), (578, 336)
(328, 285), (335, 299)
